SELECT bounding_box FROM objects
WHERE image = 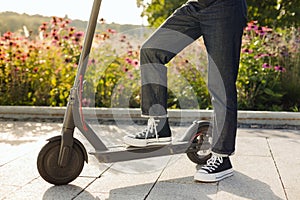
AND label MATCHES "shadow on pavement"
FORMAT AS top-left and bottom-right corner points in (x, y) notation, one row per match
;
(218, 171), (283, 200)
(105, 171), (283, 200)
(43, 184), (96, 200)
